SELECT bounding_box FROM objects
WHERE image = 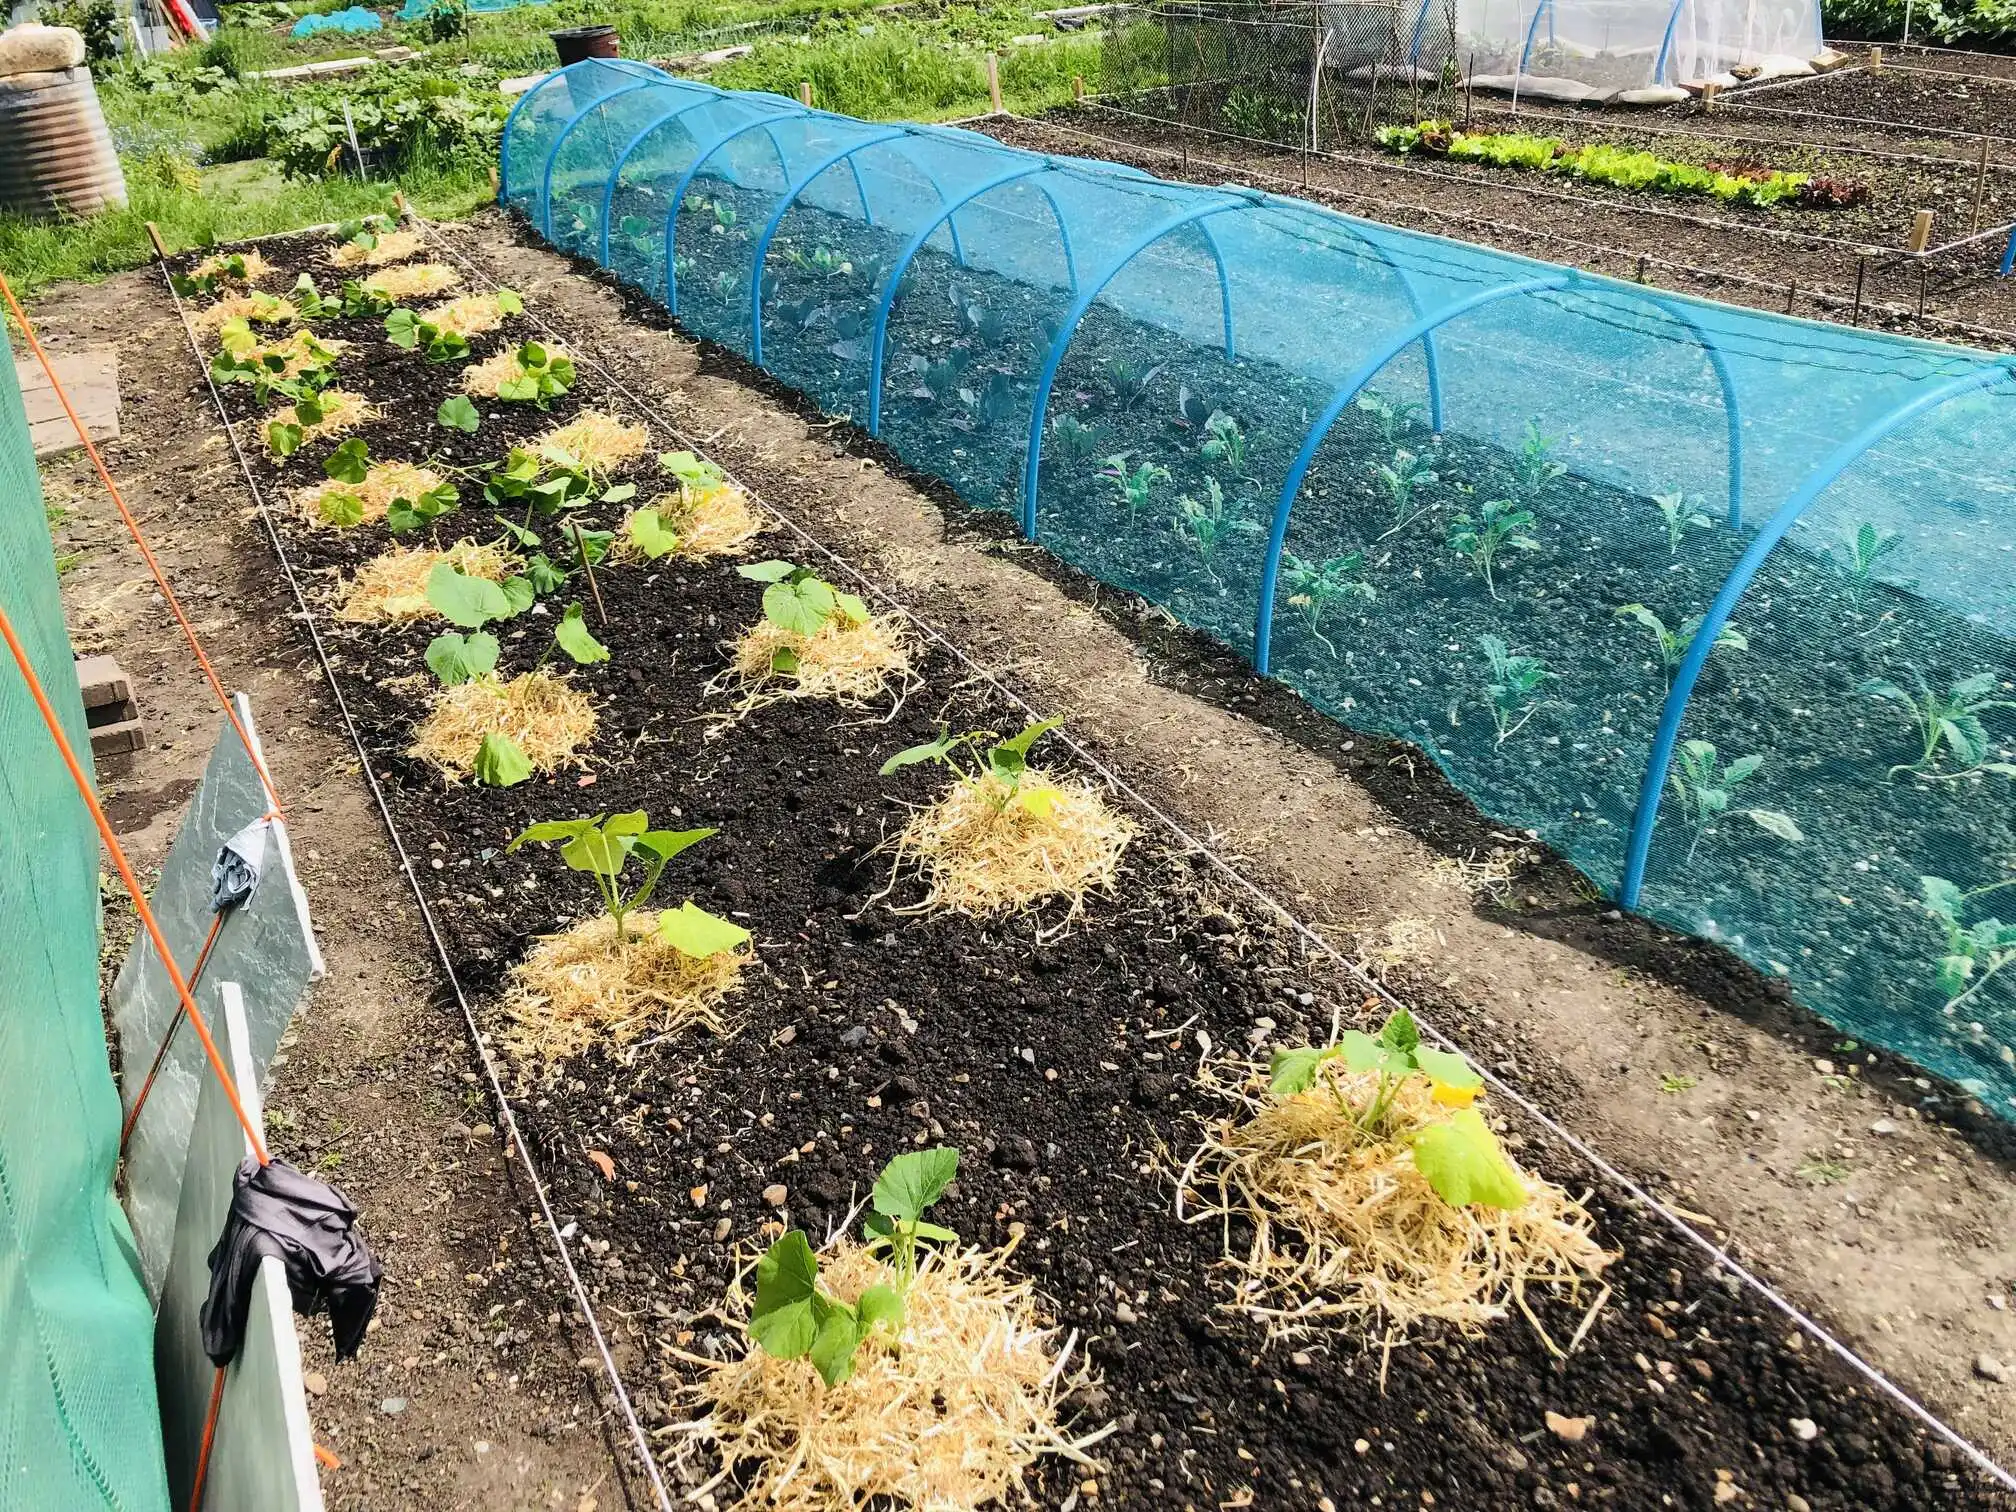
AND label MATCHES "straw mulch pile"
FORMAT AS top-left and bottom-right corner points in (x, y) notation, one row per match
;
(361, 262), (460, 301)
(888, 769), (1135, 919)
(334, 538), (520, 623)
(331, 228), (426, 267)
(297, 460), (443, 530)
(614, 485), (764, 564)
(721, 613), (917, 711)
(534, 409), (651, 474)
(408, 669), (595, 779)
(422, 290), (515, 338)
